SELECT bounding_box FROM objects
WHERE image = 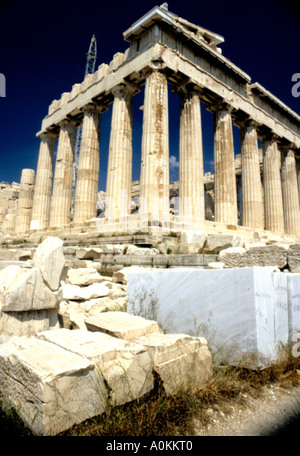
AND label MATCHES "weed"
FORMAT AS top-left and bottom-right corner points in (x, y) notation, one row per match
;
(57, 353), (300, 436)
